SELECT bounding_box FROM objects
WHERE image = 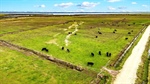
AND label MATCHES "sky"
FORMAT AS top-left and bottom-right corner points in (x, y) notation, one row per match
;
(0, 0), (150, 12)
